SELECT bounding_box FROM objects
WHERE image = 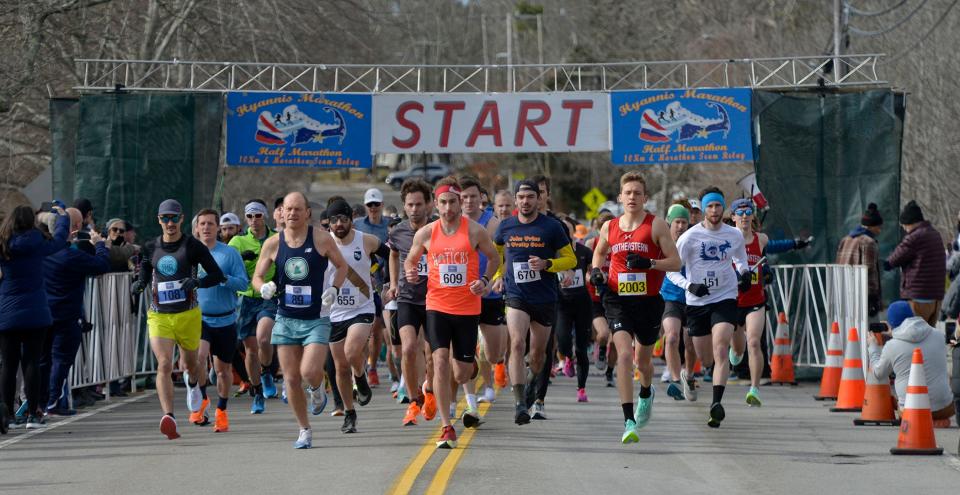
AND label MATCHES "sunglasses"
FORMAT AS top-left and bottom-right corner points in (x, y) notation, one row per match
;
(159, 215), (181, 224)
(320, 223), (330, 229)
(110, 227), (126, 234)
(330, 214), (351, 224)
(366, 202), (382, 208)
(246, 213), (264, 219)
(733, 208), (754, 217)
